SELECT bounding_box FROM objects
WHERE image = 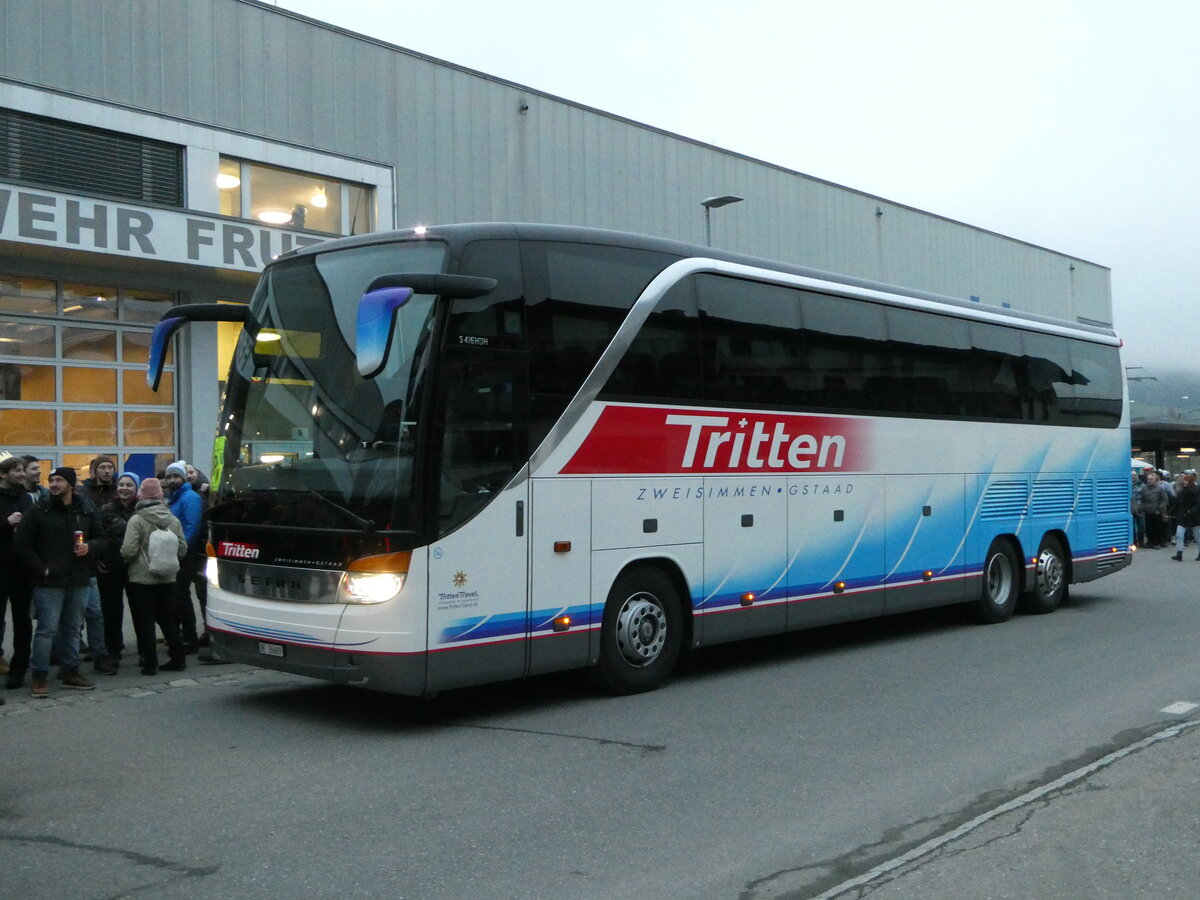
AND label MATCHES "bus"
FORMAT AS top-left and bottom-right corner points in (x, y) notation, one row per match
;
(149, 223), (1131, 696)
